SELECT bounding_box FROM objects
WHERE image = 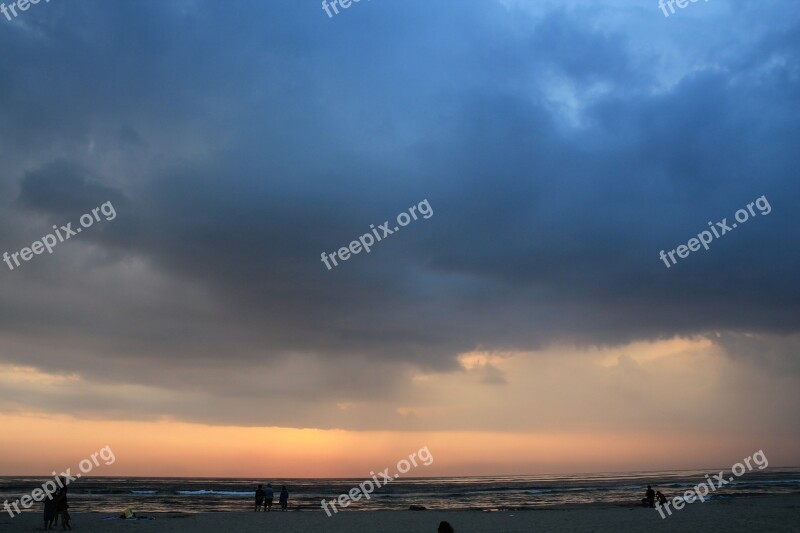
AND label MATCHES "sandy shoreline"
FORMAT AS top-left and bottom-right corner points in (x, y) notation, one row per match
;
(2, 494), (799, 532)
